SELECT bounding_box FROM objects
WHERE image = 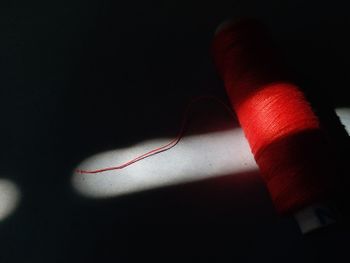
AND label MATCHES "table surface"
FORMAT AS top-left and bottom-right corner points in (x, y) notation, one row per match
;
(1, 1), (350, 262)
